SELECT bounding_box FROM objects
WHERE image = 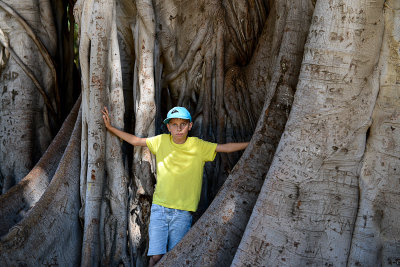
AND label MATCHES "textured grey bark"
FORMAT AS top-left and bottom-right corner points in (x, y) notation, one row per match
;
(76, 0), (113, 265)
(128, 1), (157, 266)
(101, 2), (129, 265)
(1, 1), (400, 266)
(348, 1), (400, 265)
(0, 104), (82, 266)
(232, 0), (386, 265)
(0, 0), (57, 193)
(0, 96), (80, 237)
